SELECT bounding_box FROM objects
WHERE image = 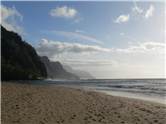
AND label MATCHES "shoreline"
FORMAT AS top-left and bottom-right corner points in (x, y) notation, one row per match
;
(8, 79), (166, 105)
(96, 90), (166, 105)
(2, 82), (166, 124)
(56, 84), (166, 105)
